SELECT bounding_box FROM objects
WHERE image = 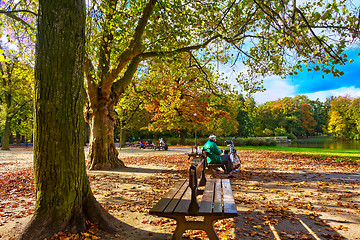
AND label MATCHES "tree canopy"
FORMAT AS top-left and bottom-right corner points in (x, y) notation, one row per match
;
(1, 0), (359, 168)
